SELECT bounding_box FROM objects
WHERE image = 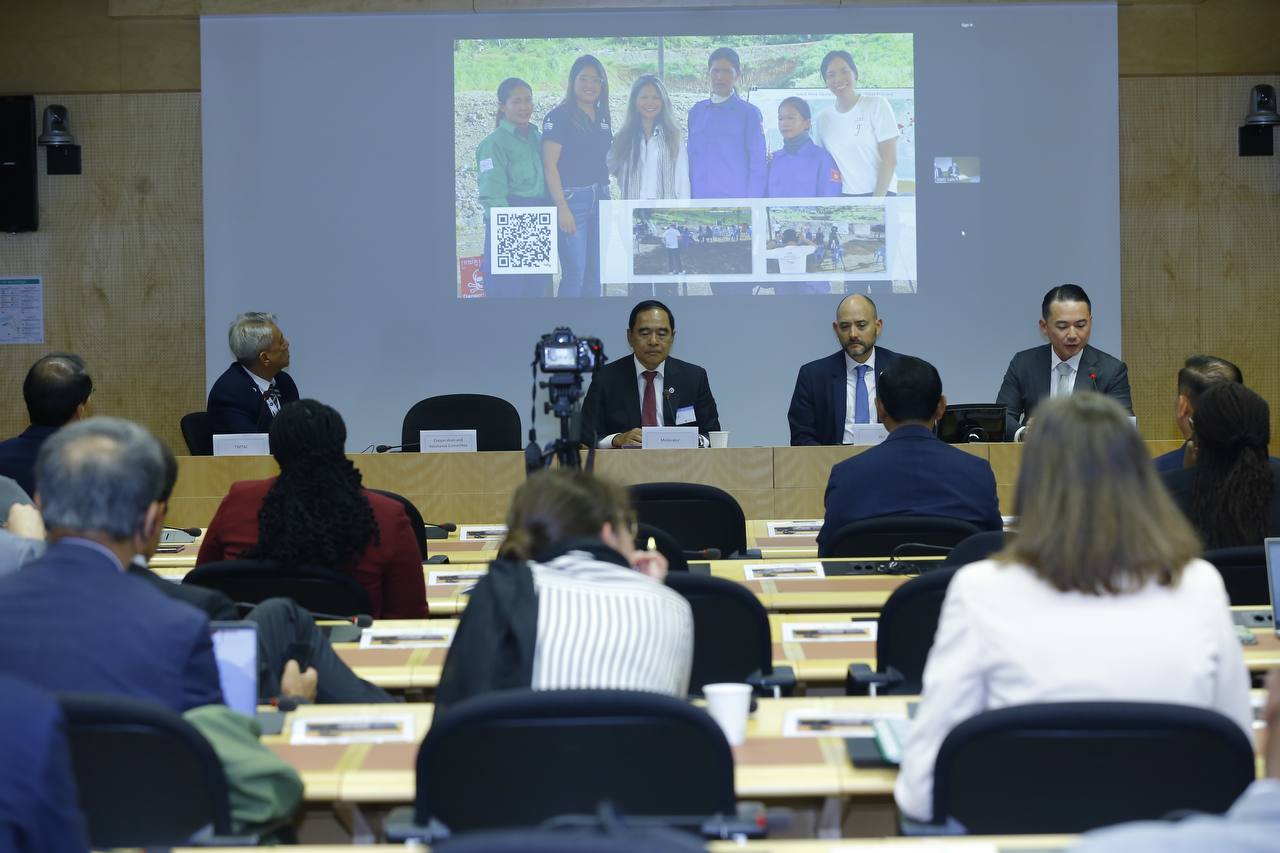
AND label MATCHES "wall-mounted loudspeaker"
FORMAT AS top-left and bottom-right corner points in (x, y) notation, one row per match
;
(0, 95), (39, 232)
